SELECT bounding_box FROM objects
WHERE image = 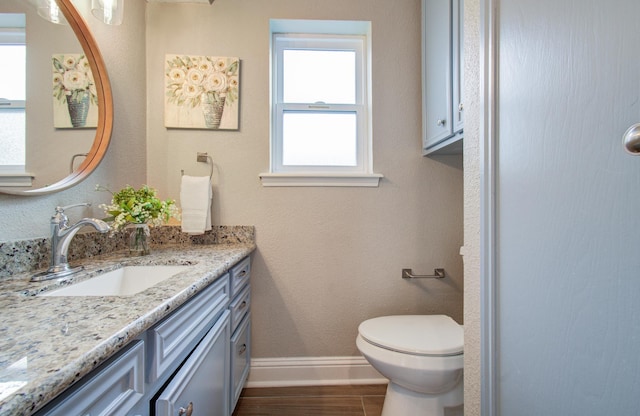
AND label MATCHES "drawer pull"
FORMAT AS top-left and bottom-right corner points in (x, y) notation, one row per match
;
(236, 270), (247, 278)
(178, 402), (193, 416)
(239, 300), (247, 310)
(238, 344), (247, 355)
